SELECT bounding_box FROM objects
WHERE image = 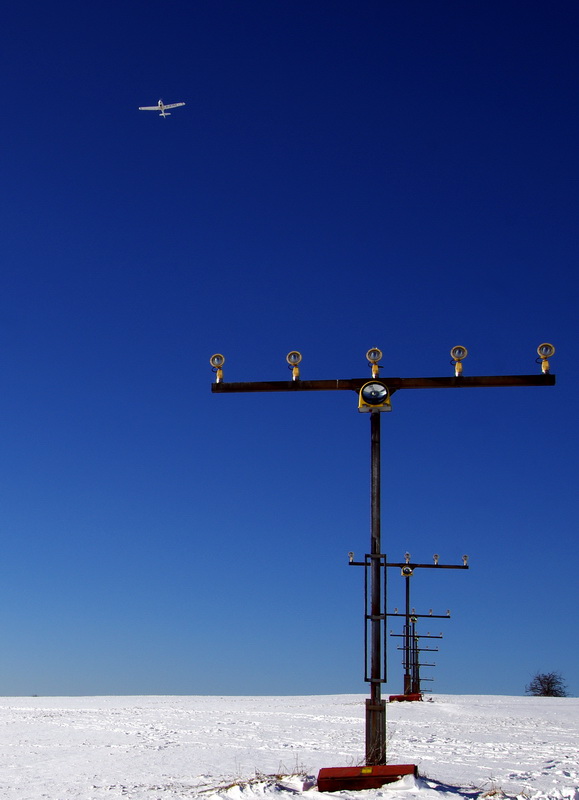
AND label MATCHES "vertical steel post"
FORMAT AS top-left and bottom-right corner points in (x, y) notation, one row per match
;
(411, 619), (420, 694)
(404, 576), (412, 695)
(365, 411), (386, 765)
